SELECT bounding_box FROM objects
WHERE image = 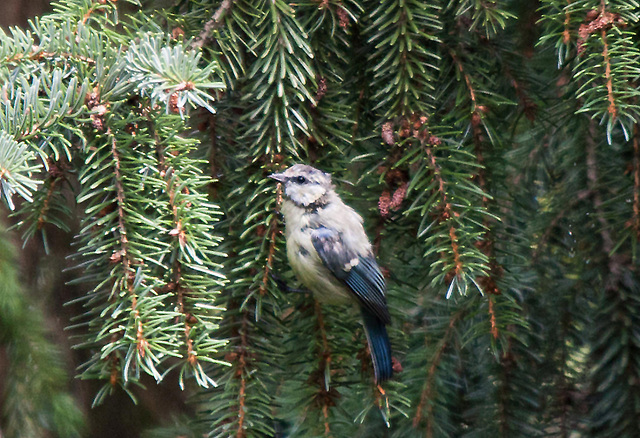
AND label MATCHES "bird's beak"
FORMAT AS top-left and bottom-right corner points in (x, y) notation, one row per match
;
(268, 172), (286, 182)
